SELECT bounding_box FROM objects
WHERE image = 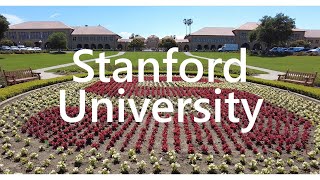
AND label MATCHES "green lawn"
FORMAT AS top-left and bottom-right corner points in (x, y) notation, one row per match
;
(49, 51), (266, 76)
(192, 52), (320, 73)
(192, 52), (320, 86)
(0, 51), (118, 71)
